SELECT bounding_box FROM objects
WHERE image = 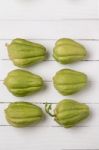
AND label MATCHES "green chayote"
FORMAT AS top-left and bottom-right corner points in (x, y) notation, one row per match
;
(5, 102), (44, 127)
(53, 38), (87, 64)
(4, 69), (44, 97)
(45, 99), (90, 128)
(53, 69), (88, 95)
(6, 38), (46, 67)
